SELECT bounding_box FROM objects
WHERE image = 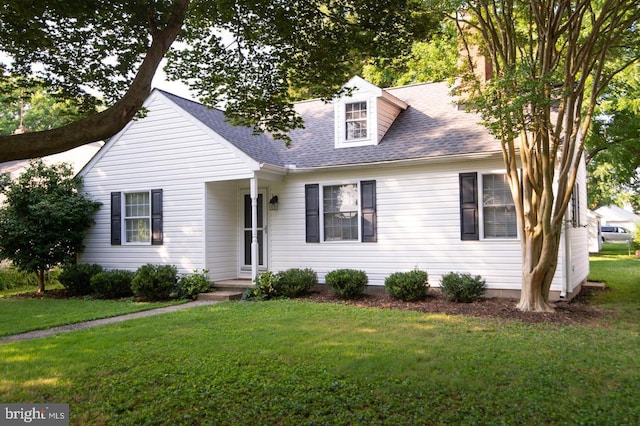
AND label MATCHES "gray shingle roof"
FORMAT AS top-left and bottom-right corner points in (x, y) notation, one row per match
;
(160, 81), (501, 170)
